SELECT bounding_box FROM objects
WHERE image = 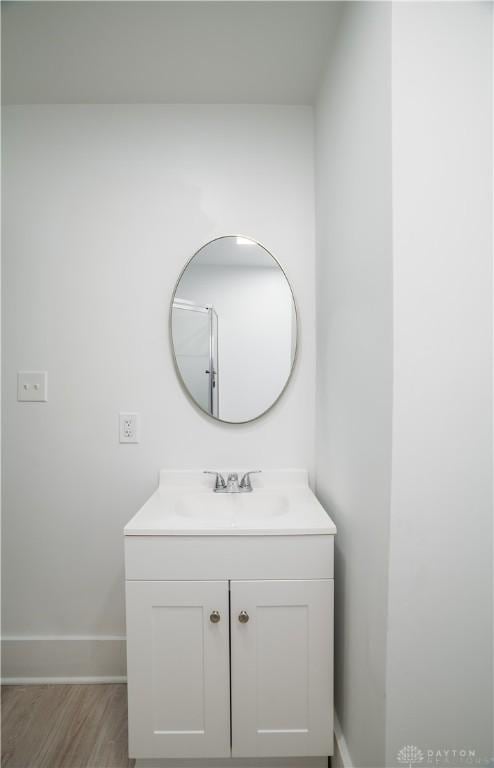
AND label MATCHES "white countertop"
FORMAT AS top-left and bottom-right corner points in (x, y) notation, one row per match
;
(124, 469), (337, 536)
